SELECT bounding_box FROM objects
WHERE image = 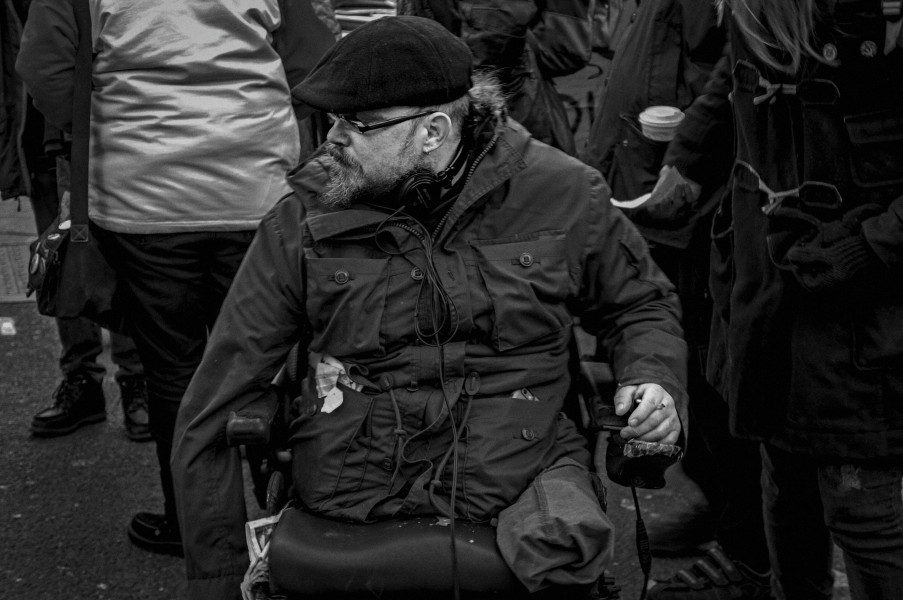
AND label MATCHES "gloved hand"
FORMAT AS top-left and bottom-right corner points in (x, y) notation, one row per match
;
(785, 204), (883, 292)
